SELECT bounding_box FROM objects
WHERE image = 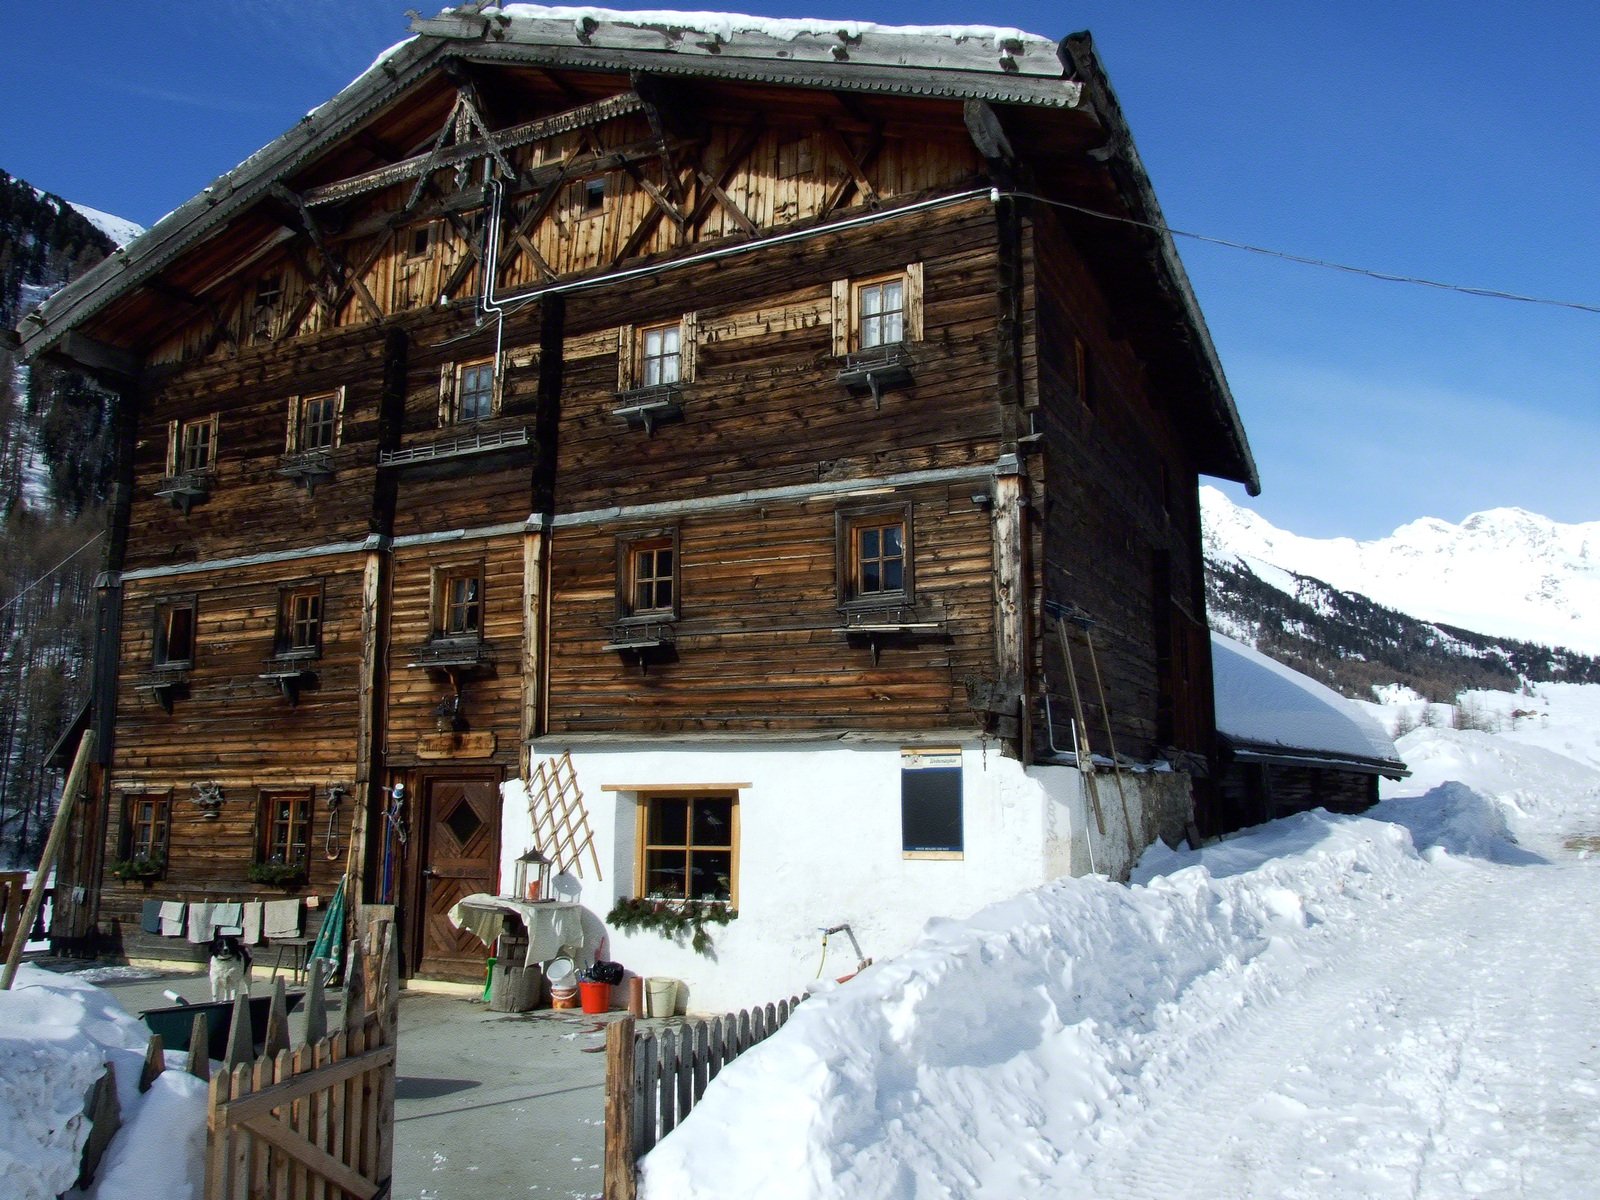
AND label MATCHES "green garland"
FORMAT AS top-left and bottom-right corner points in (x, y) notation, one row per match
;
(247, 861), (308, 887)
(606, 896), (737, 956)
(109, 857), (164, 882)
